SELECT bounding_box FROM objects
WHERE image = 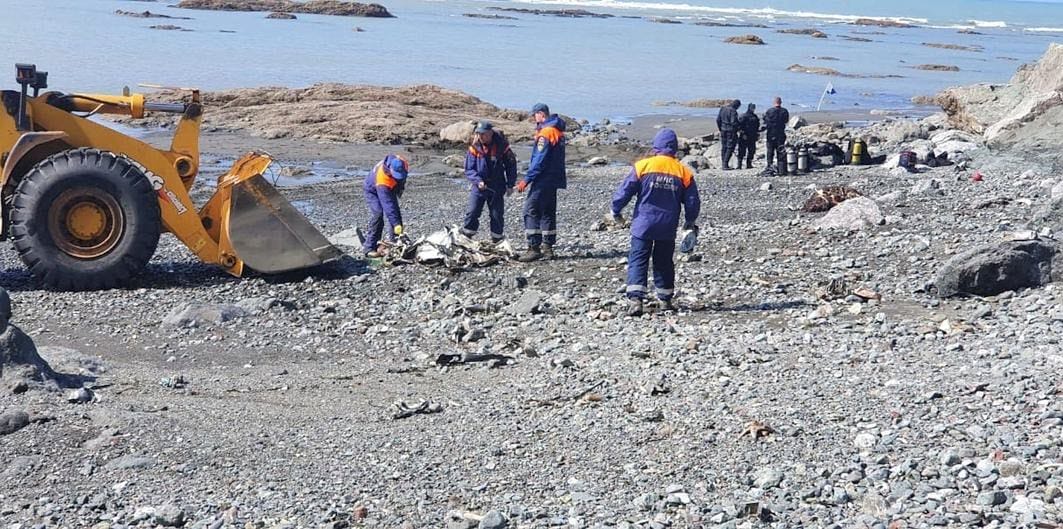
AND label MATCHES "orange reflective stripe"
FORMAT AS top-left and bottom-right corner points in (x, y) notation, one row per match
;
(468, 146), (482, 158)
(635, 155), (695, 187)
(374, 164), (397, 189)
(535, 126), (563, 145)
